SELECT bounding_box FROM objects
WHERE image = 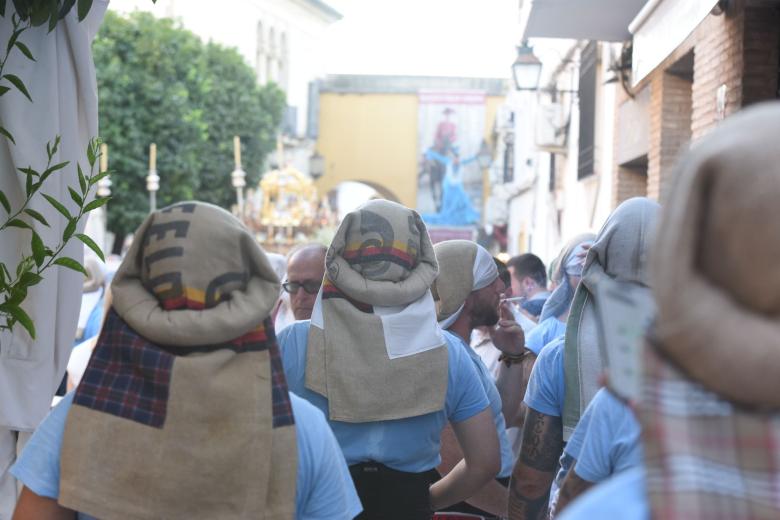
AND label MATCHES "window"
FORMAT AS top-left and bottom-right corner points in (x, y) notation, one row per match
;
(255, 21), (265, 83)
(548, 153), (556, 192)
(578, 41), (598, 180)
(279, 32), (289, 92)
(503, 133), (514, 184)
(267, 27), (276, 83)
